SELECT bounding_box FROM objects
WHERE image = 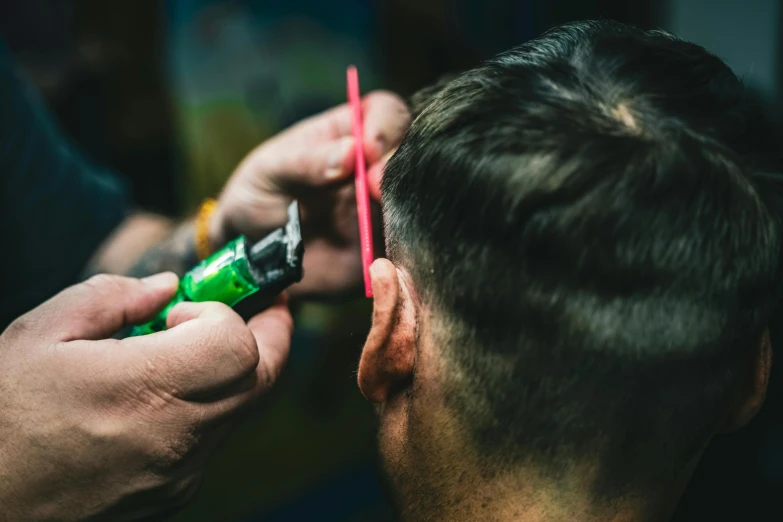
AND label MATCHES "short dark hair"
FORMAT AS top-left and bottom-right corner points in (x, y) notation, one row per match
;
(381, 20), (783, 496)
